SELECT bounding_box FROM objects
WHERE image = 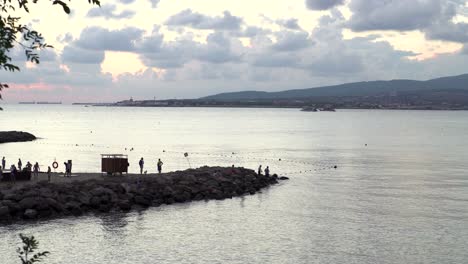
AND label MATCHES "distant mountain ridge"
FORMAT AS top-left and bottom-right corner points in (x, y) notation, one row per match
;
(200, 74), (468, 101)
